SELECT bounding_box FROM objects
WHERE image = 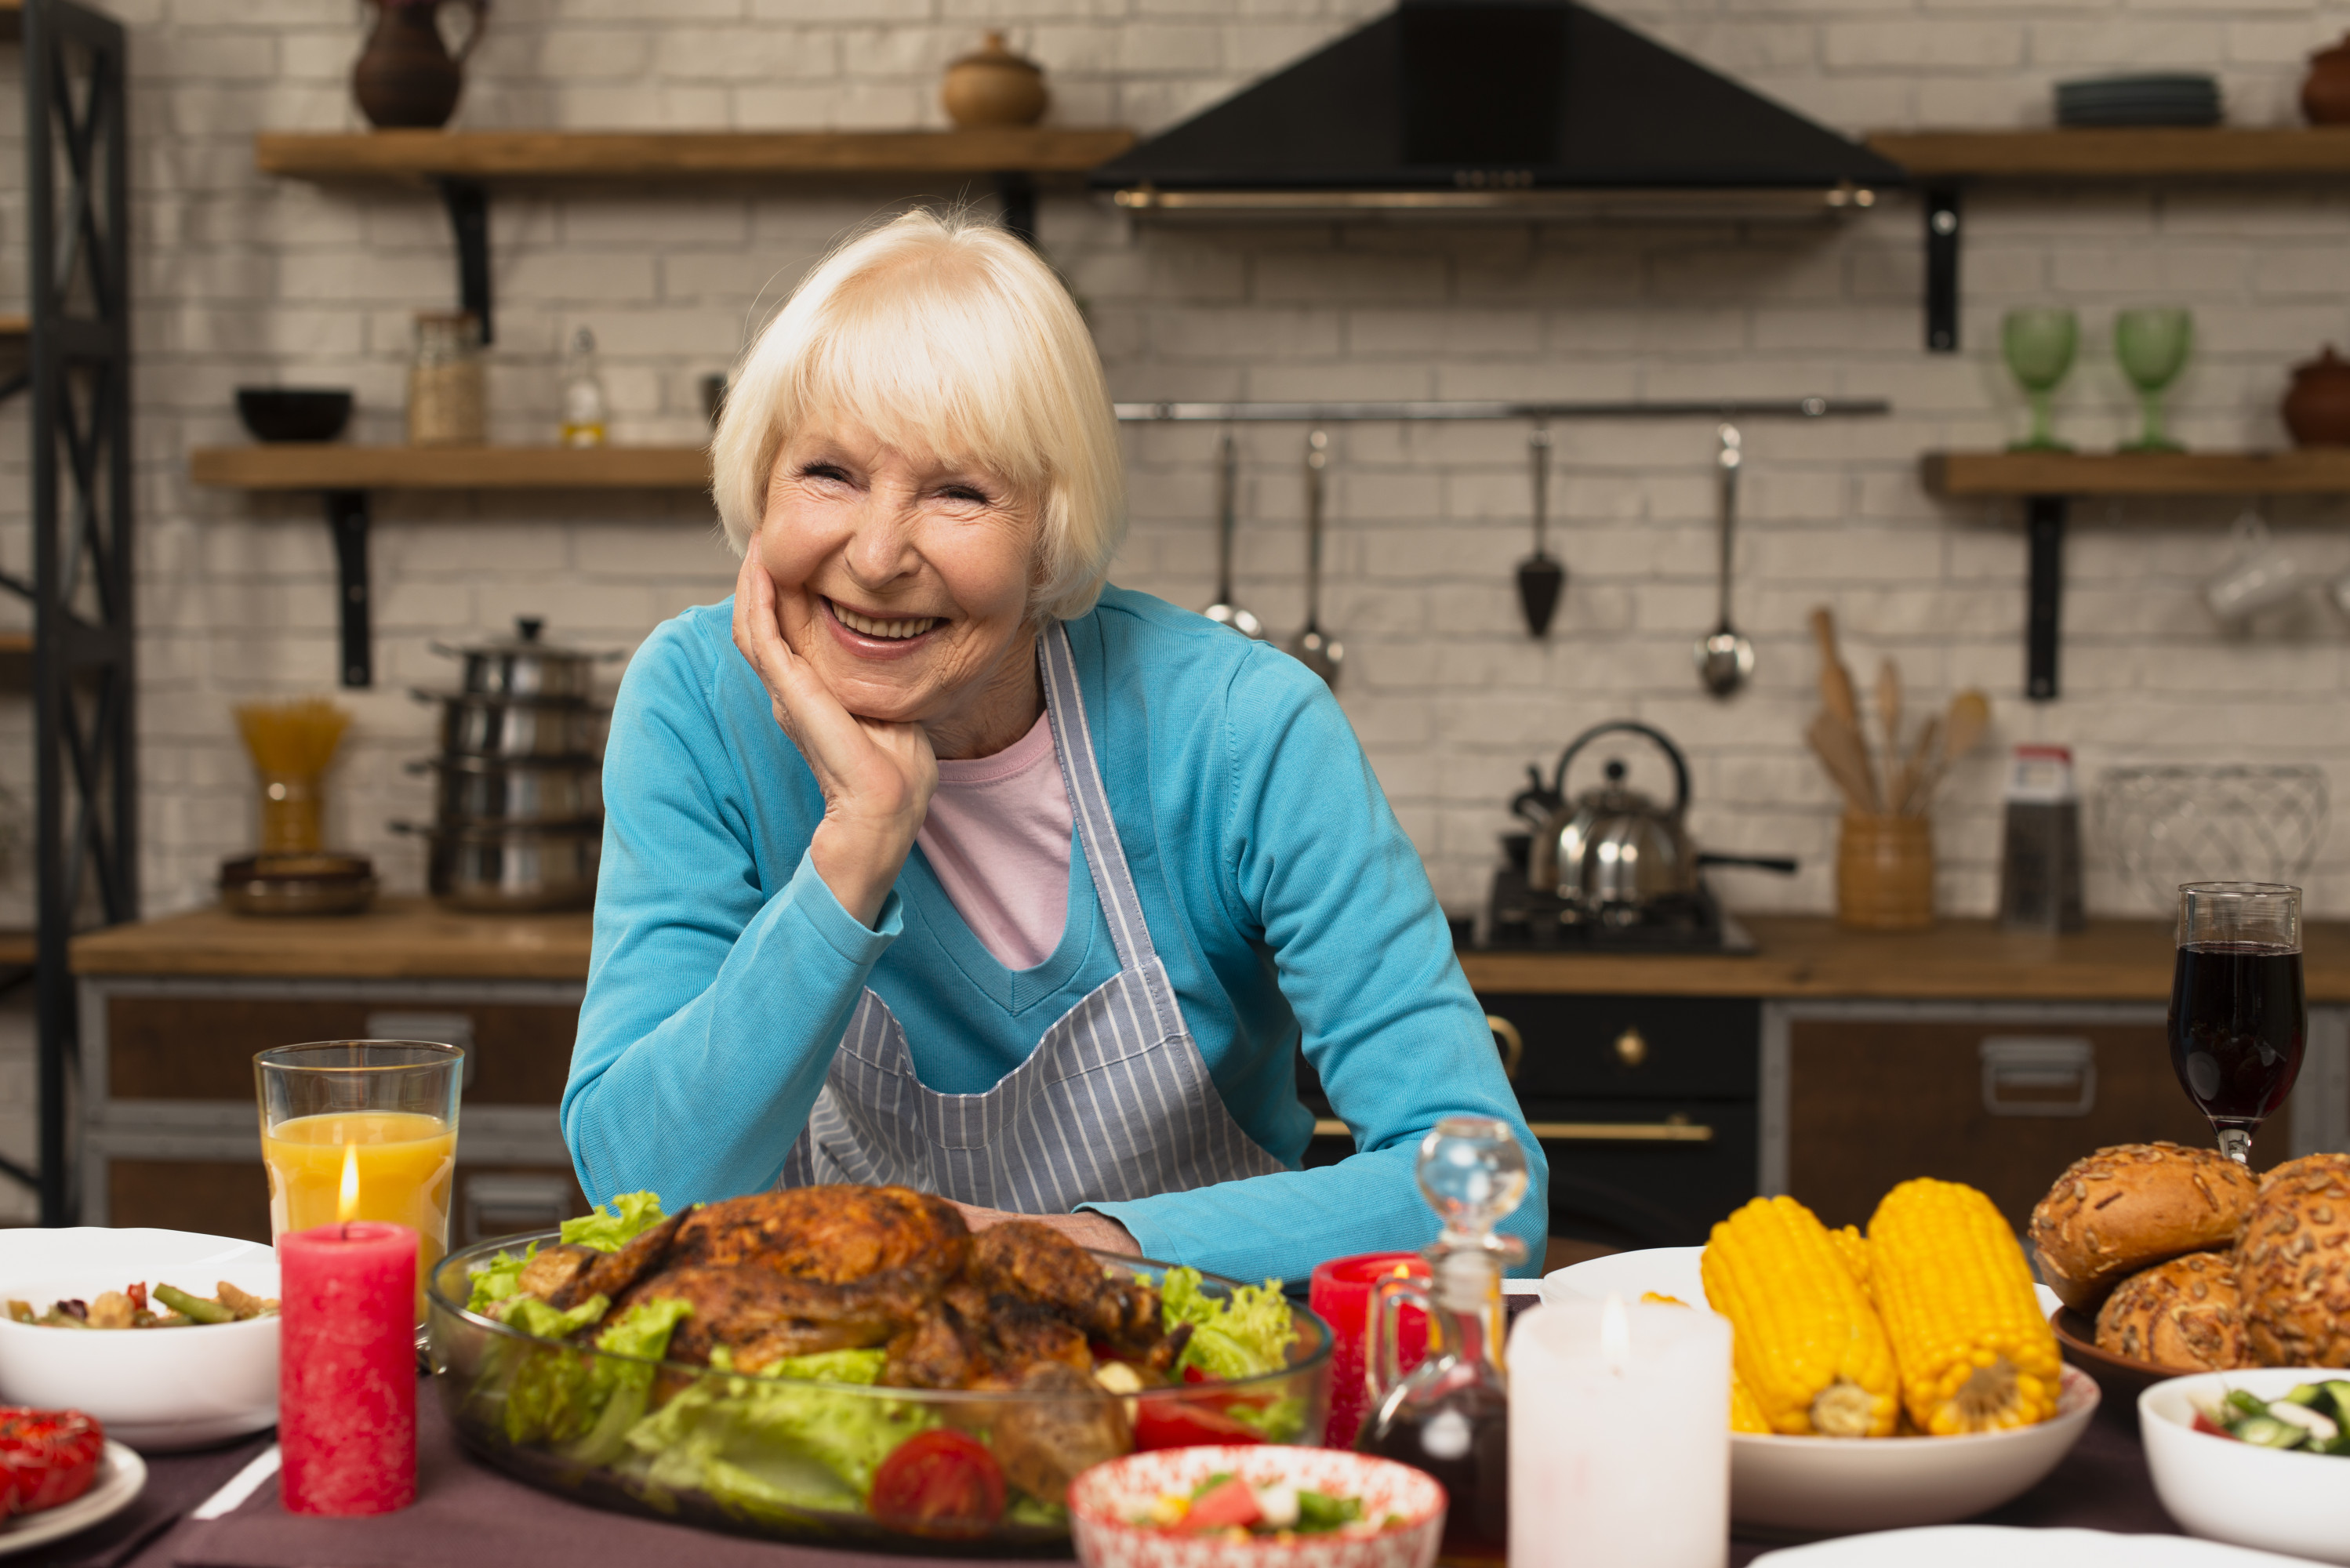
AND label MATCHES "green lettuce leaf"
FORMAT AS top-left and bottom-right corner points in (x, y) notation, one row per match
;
(467, 1245), (536, 1316)
(760, 1348), (885, 1385)
(559, 1298), (696, 1465)
(624, 1355), (936, 1512)
(1220, 1393), (1307, 1442)
(1161, 1266), (1294, 1381)
(563, 1191), (667, 1252)
(501, 1294), (610, 1341)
